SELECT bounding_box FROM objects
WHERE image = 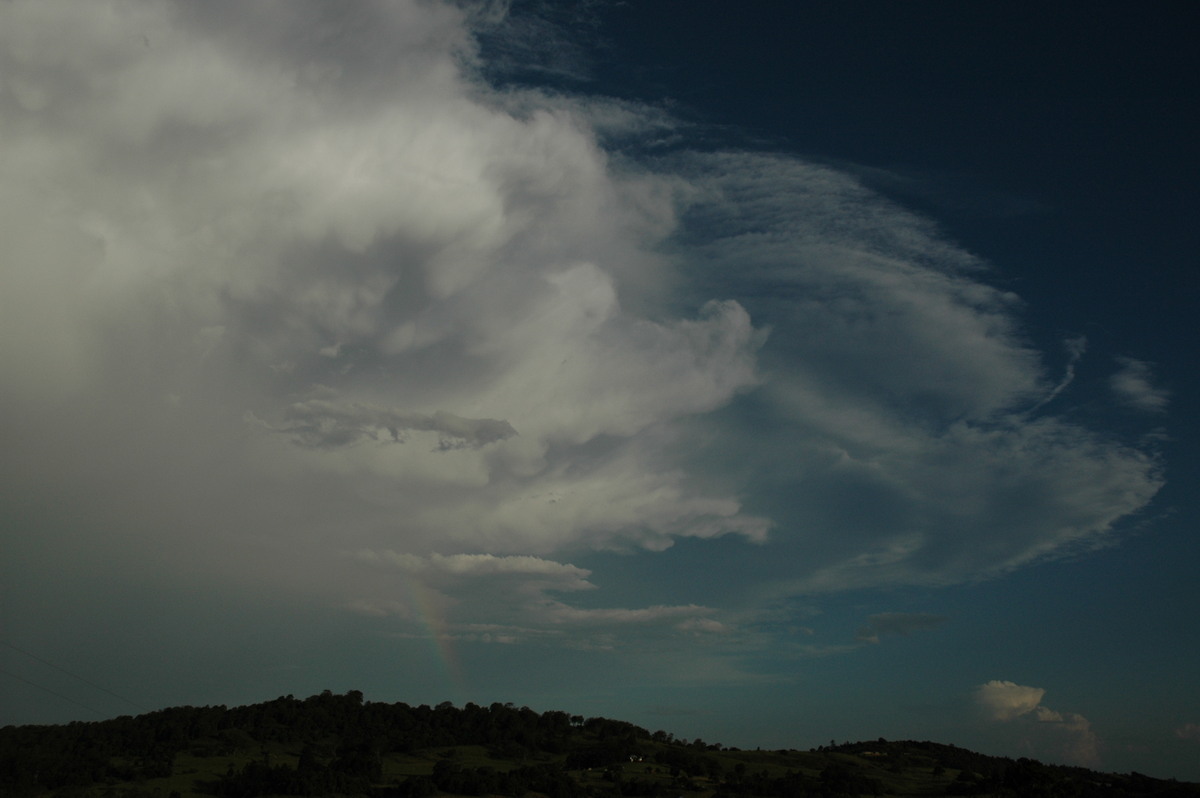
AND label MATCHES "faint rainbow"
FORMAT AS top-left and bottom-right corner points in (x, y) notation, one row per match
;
(407, 578), (466, 695)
